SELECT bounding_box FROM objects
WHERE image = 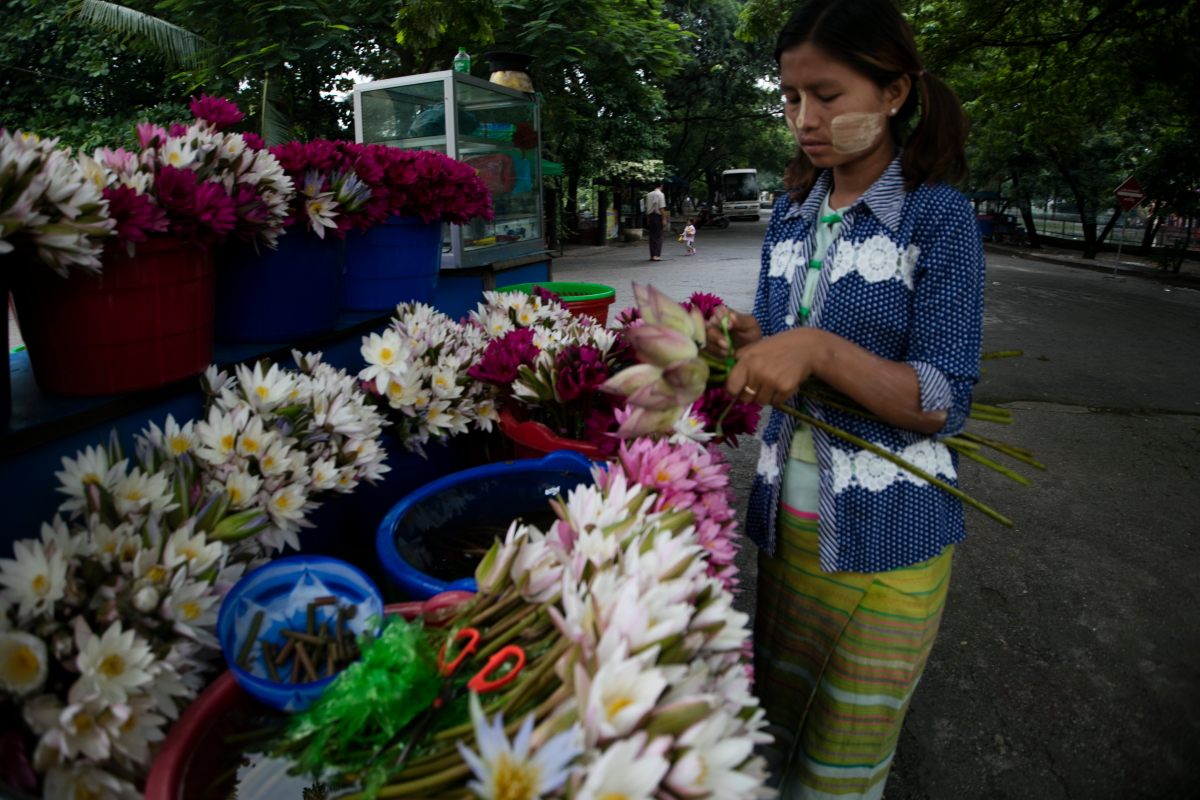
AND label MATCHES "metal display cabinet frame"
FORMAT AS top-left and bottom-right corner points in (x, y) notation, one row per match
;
(352, 71), (545, 270)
